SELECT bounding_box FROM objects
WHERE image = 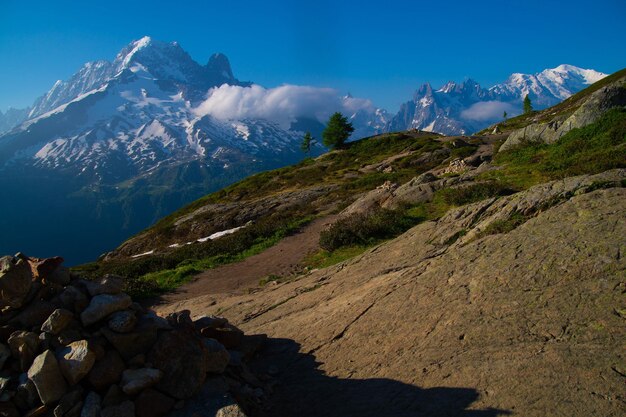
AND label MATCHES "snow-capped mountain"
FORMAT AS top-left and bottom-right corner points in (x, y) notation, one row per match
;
(0, 107), (30, 134)
(1, 36), (385, 264)
(390, 65), (607, 135)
